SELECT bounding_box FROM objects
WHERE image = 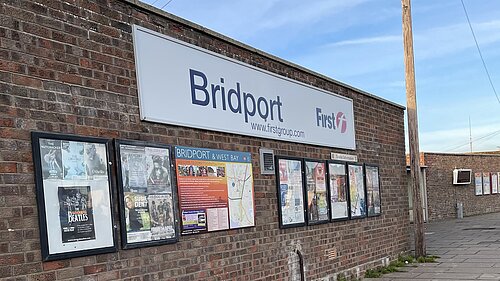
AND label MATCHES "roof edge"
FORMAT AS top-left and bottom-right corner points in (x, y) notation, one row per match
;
(122, 0), (406, 110)
(422, 151), (500, 157)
